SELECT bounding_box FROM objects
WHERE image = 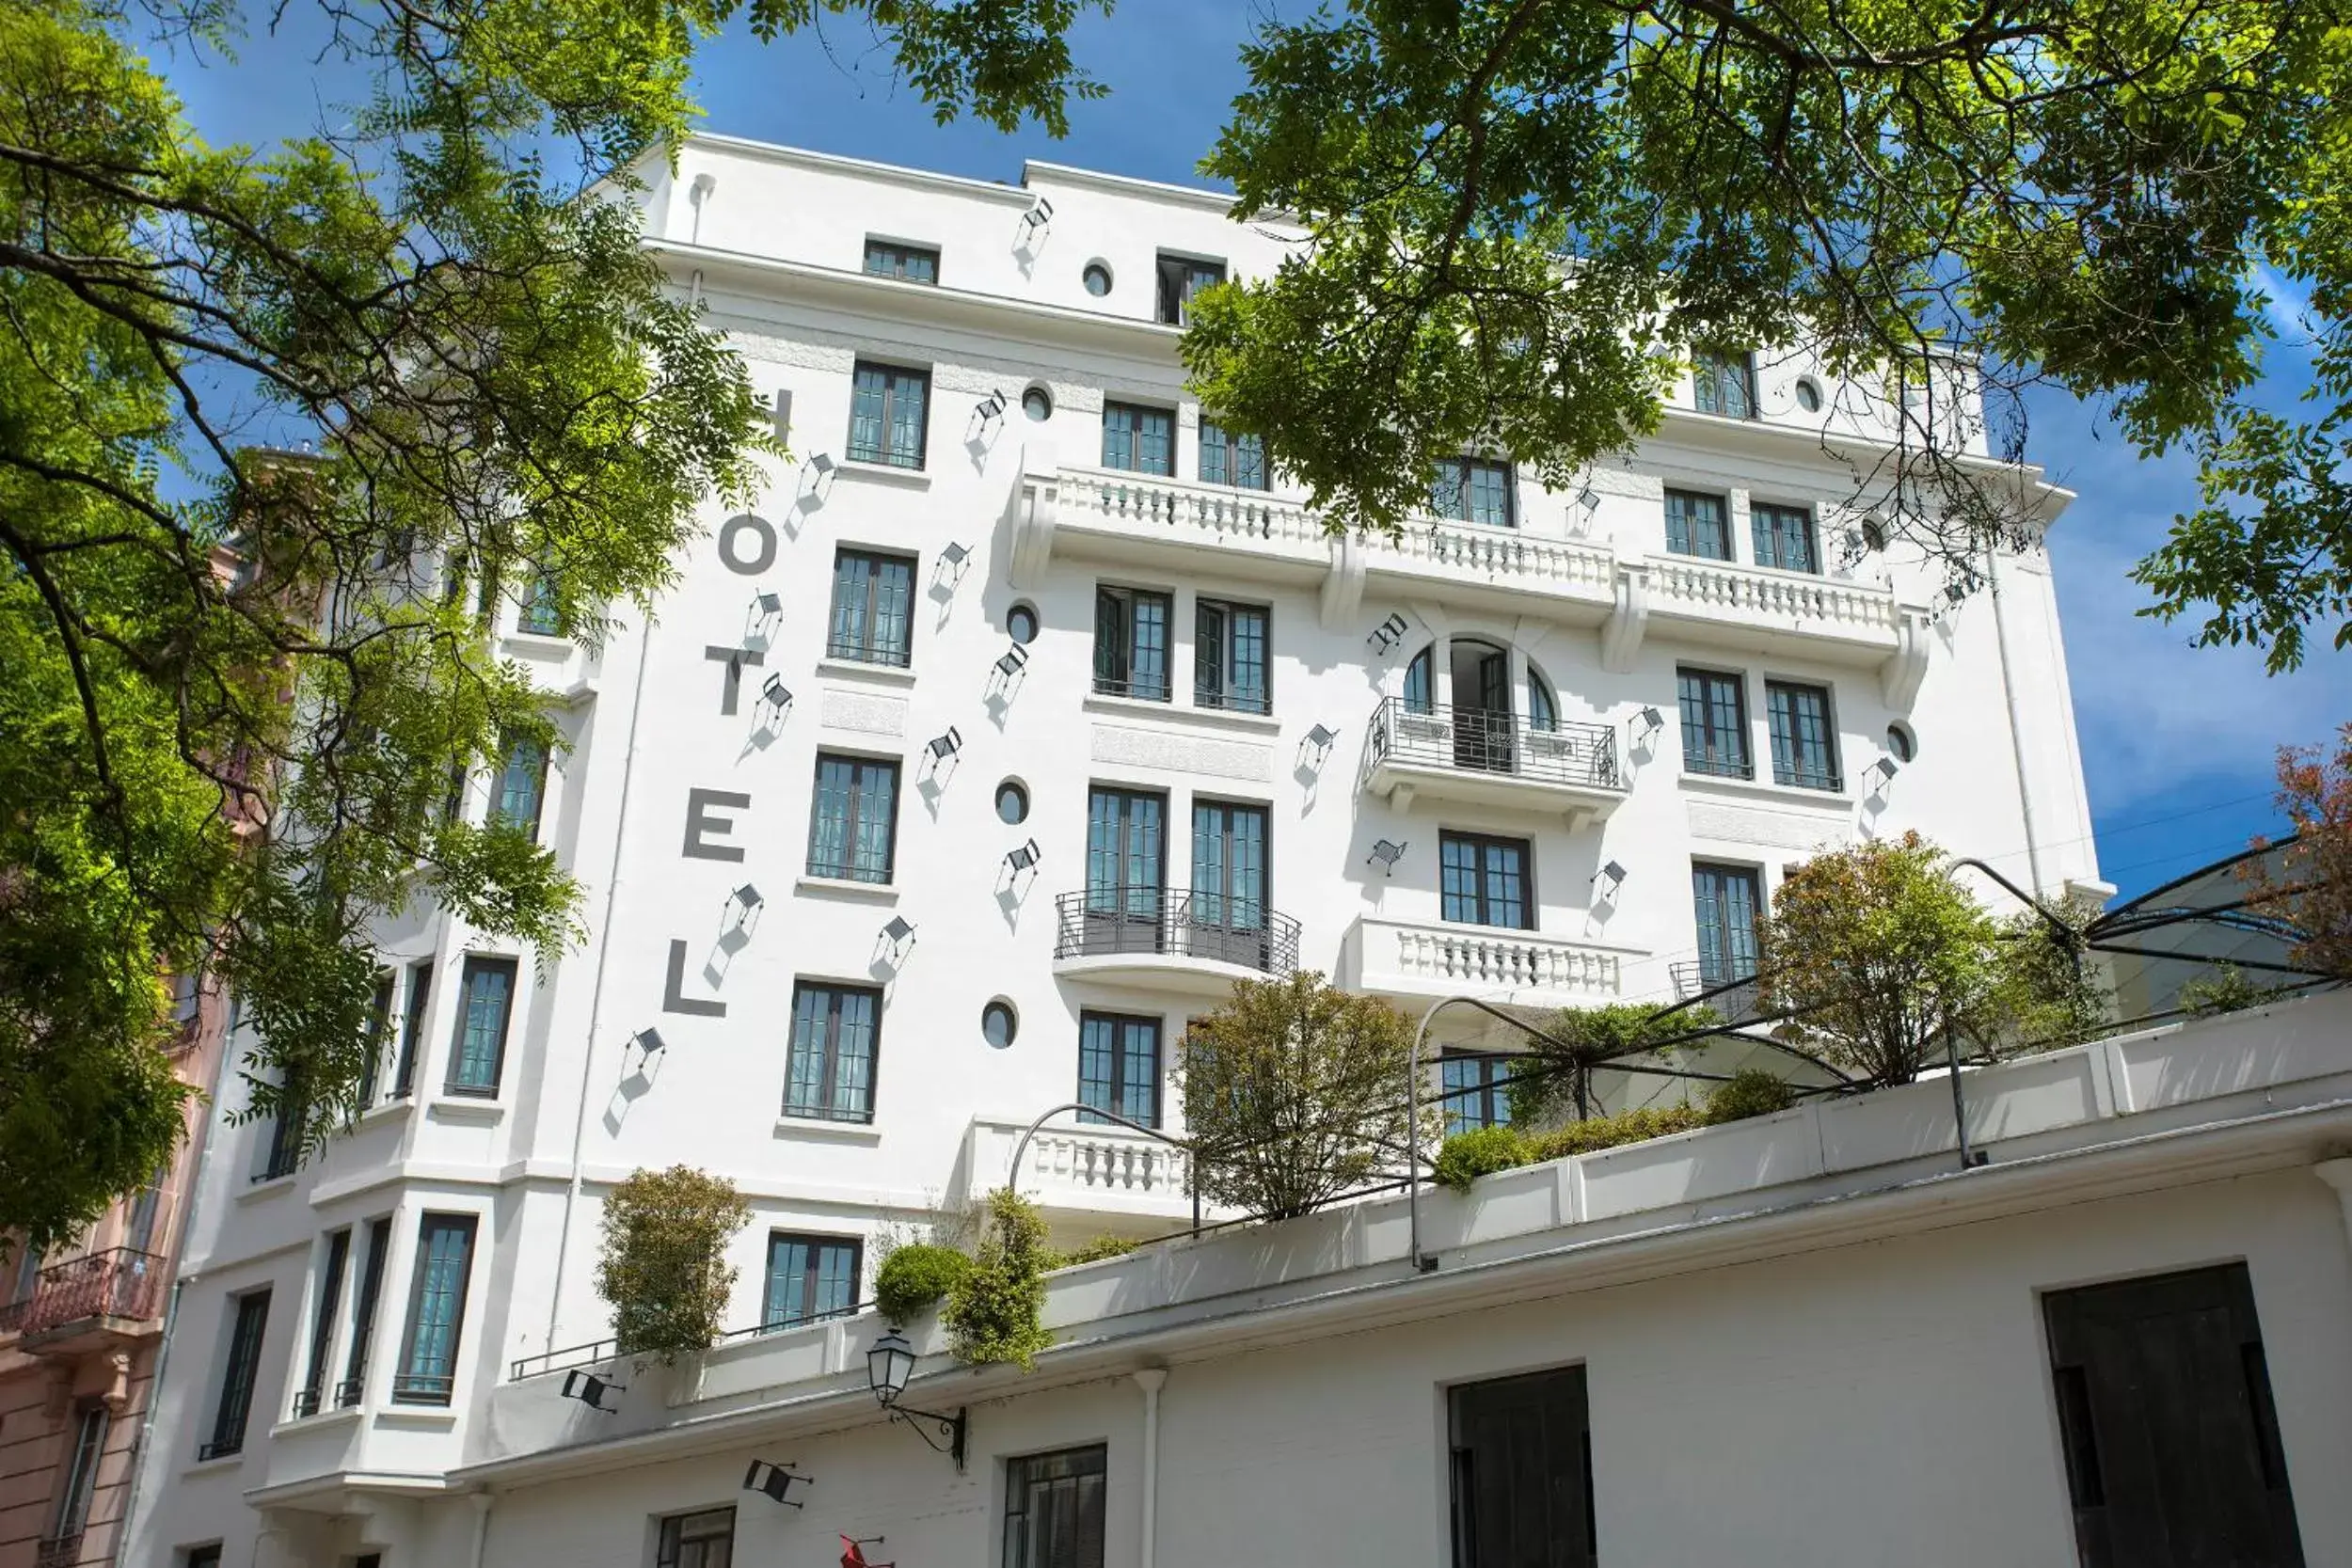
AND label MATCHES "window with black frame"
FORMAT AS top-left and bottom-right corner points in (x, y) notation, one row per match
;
(490, 733), (547, 836)
(445, 955), (516, 1096)
(1432, 457), (1514, 527)
(806, 753), (899, 884)
(1692, 862), (1763, 989)
(845, 360), (930, 468)
(1003, 1445), (1107, 1568)
(784, 982), (881, 1124)
(827, 548), (915, 667)
(863, 239), (938, 284)
(1677, 667), (1750, 778)
(1448, 1367), (1597, 1568)
(1440, 1051), (1513, 1135)
(1692, 347), (1756, 419)
(1439, 832), (1533, 930)
(48, 1402), (106, 1553)
(1750, 500), (1819, 573)
(392, 1212), (476, 1405)
(1101, 401), (1174, 475)
(1766, 680), (1841, 790)
(1093, 586), (1171, 701)
(1665, 489), (1732, 560)
(762, 1233), (861, 1329)
(1077, 1011), (1161, 1128)
(1154, 253), (1225, 325)
(201, 1290), (271, 1457)
(655, 1507), (737, 1568)
(1199, 419), (1267, 489)
(1194, 598), (1269, 714)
